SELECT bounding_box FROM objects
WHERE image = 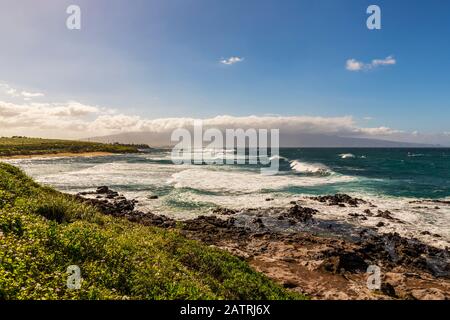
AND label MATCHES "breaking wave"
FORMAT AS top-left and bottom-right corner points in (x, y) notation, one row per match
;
(339, 153), (356, 159)
(290, 160), (332, 175)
